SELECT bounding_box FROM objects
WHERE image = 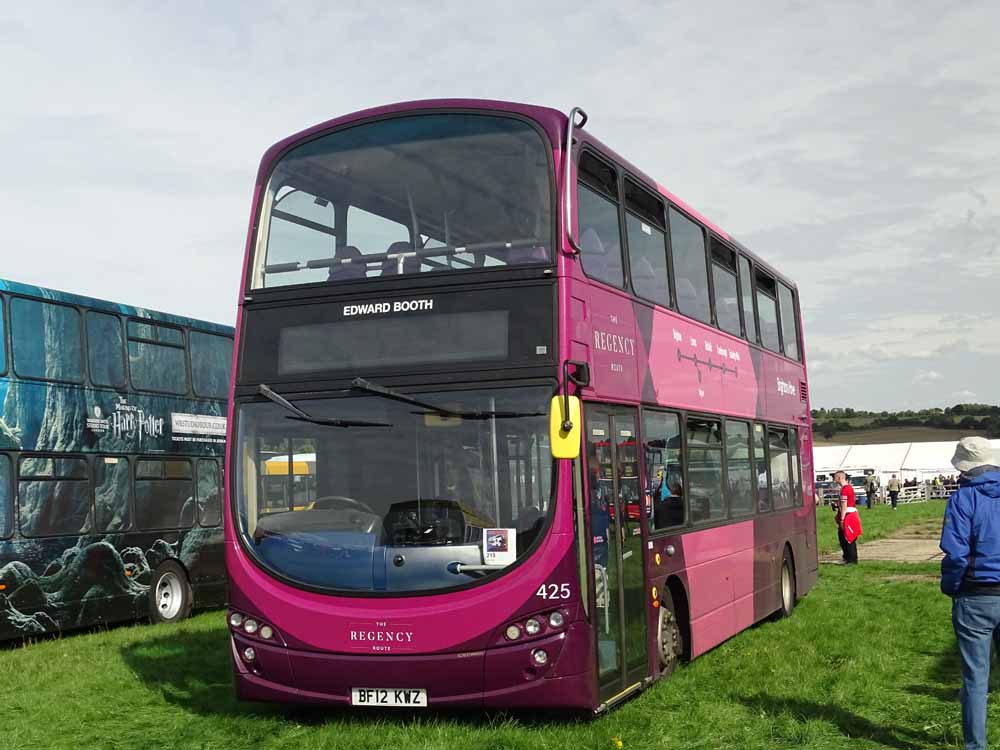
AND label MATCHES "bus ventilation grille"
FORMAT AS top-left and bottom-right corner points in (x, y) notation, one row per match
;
(799, 381), (808, 403)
